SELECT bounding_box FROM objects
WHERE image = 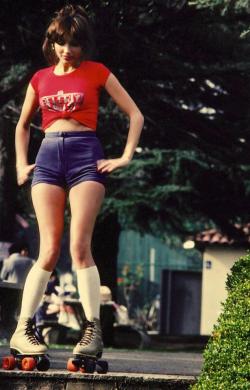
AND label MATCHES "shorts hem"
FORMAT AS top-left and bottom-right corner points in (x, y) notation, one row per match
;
(31, 180), (66, 189)
(68, 177), (106, 190)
